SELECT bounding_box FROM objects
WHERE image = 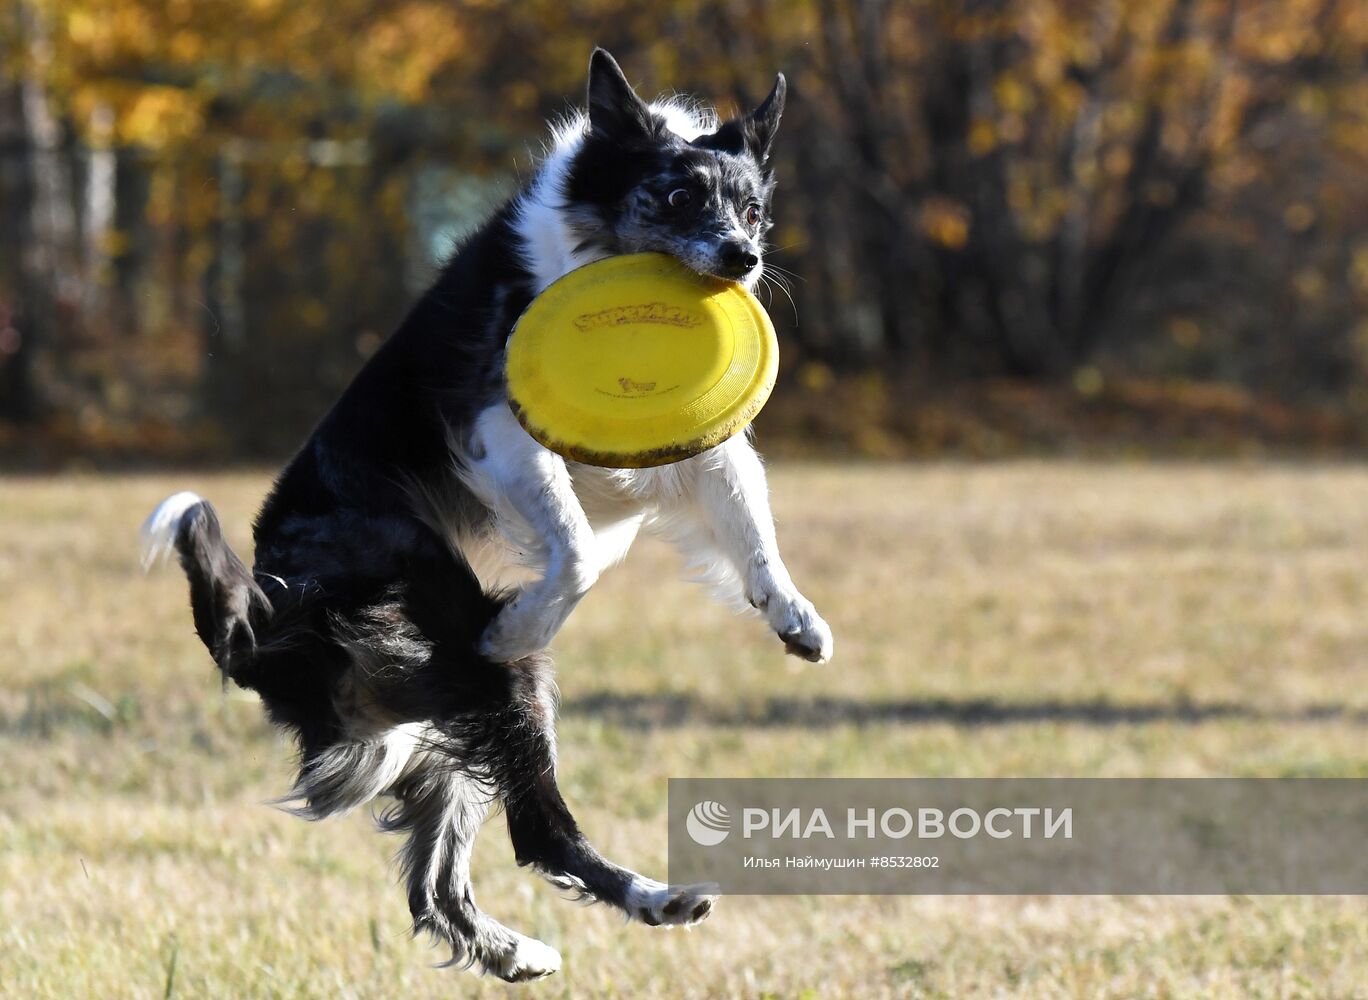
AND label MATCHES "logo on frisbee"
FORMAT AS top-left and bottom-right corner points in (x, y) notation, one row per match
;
(617, 377), (658, 395)
(574, 302), (703, 331)
(686, 801), (731, 846)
